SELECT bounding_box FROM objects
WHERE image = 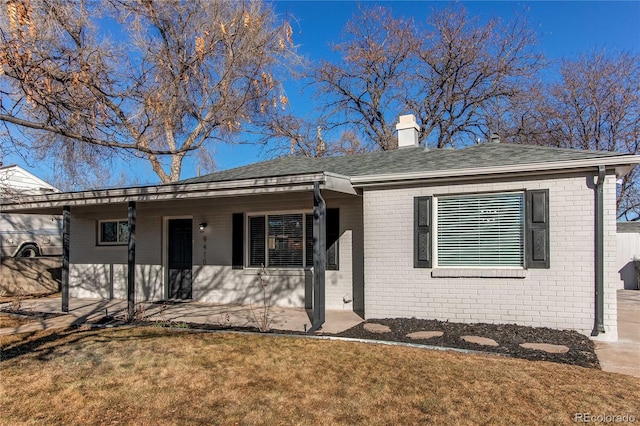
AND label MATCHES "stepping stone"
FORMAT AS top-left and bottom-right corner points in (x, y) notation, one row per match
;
(407, 331), (444, 340)
(461, 335), (499, 347)
(363, 323), (391, 333)
(520, 343), (569, 354)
